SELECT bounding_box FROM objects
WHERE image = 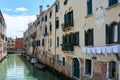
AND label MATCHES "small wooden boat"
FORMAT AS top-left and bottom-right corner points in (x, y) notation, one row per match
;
(34, 63), (46, 70)
(31, 58), (38, 63)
